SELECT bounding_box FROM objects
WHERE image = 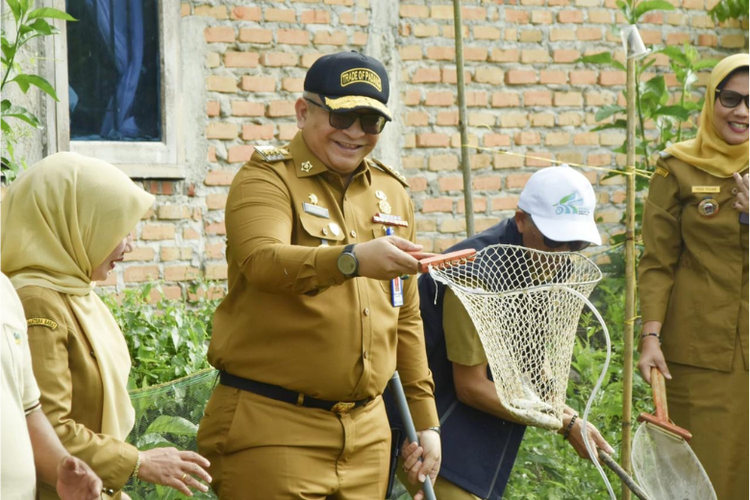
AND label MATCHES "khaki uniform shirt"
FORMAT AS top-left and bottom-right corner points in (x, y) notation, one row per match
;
(443, 288), (487, 367)
(1, 273), (40, 499)
(18, 286), (138, 498)
(208, 132), (438, 429)
(639, 156), (749, 371)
